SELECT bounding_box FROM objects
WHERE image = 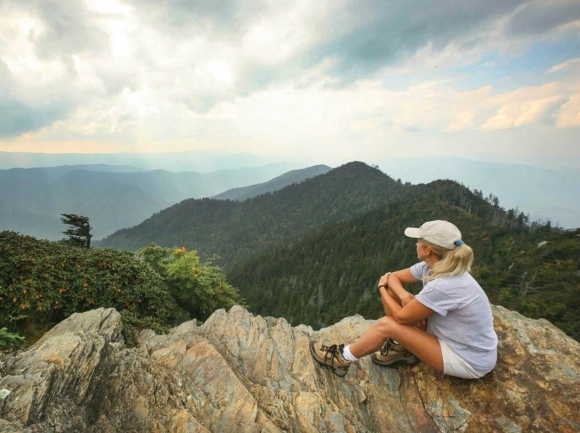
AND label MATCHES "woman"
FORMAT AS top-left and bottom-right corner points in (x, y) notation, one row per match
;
(310, 220), (498, 379)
